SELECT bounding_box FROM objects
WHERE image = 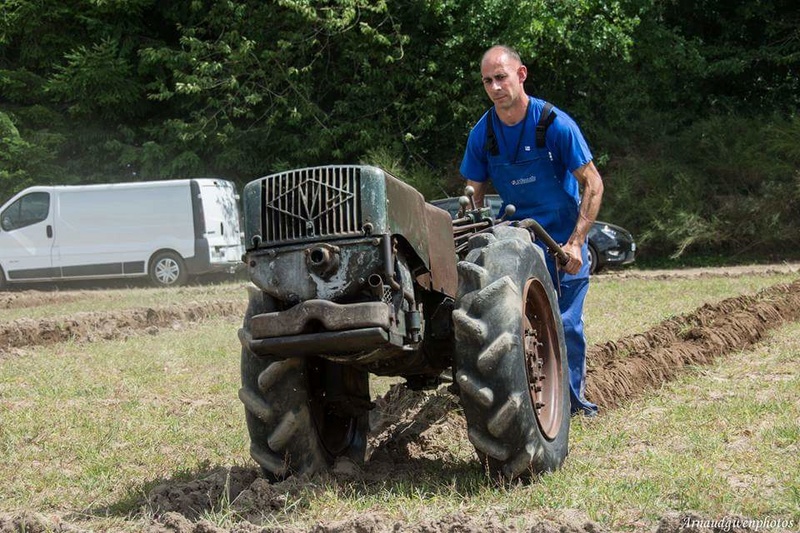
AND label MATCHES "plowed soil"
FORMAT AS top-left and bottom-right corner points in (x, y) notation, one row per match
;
(0, 300), (243, 358)
(596, 261), (800, 281)
(586, 280), (800, 408)
(0, 290), (96, 310)
(2, 275), (799, 532)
